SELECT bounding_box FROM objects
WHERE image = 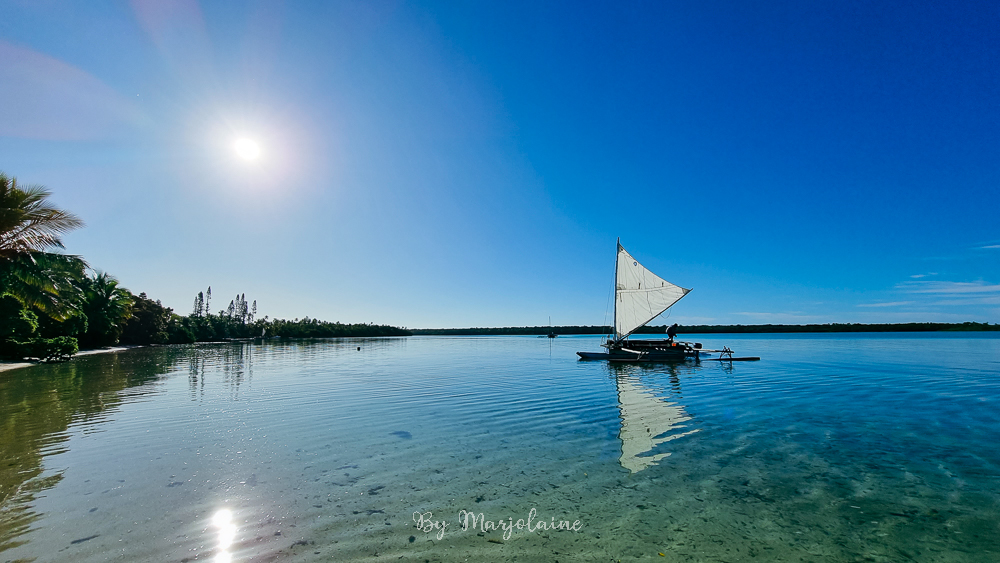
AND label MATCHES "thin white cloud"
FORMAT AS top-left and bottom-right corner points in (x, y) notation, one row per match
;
(981, 244), (1000, 249)
(734, 311), (817, 322)
(909, 273), (937, 279)
(898, 280), (1000, 294)
(669, 316), (717, 324)
(857, 301), (913, 308)
(930, 296), (1000, 306)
